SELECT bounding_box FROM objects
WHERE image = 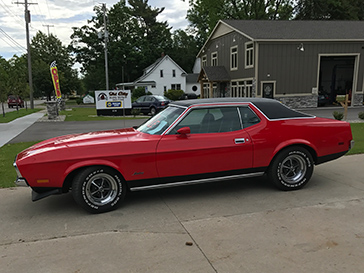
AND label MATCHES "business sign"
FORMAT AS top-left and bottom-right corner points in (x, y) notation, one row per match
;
(50, 61), (61, 99)
(95, 90), (132, 110)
